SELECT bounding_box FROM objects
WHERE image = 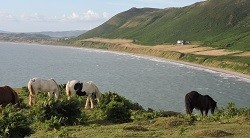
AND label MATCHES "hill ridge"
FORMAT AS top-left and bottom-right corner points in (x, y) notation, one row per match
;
(77, 0), (250, 51)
